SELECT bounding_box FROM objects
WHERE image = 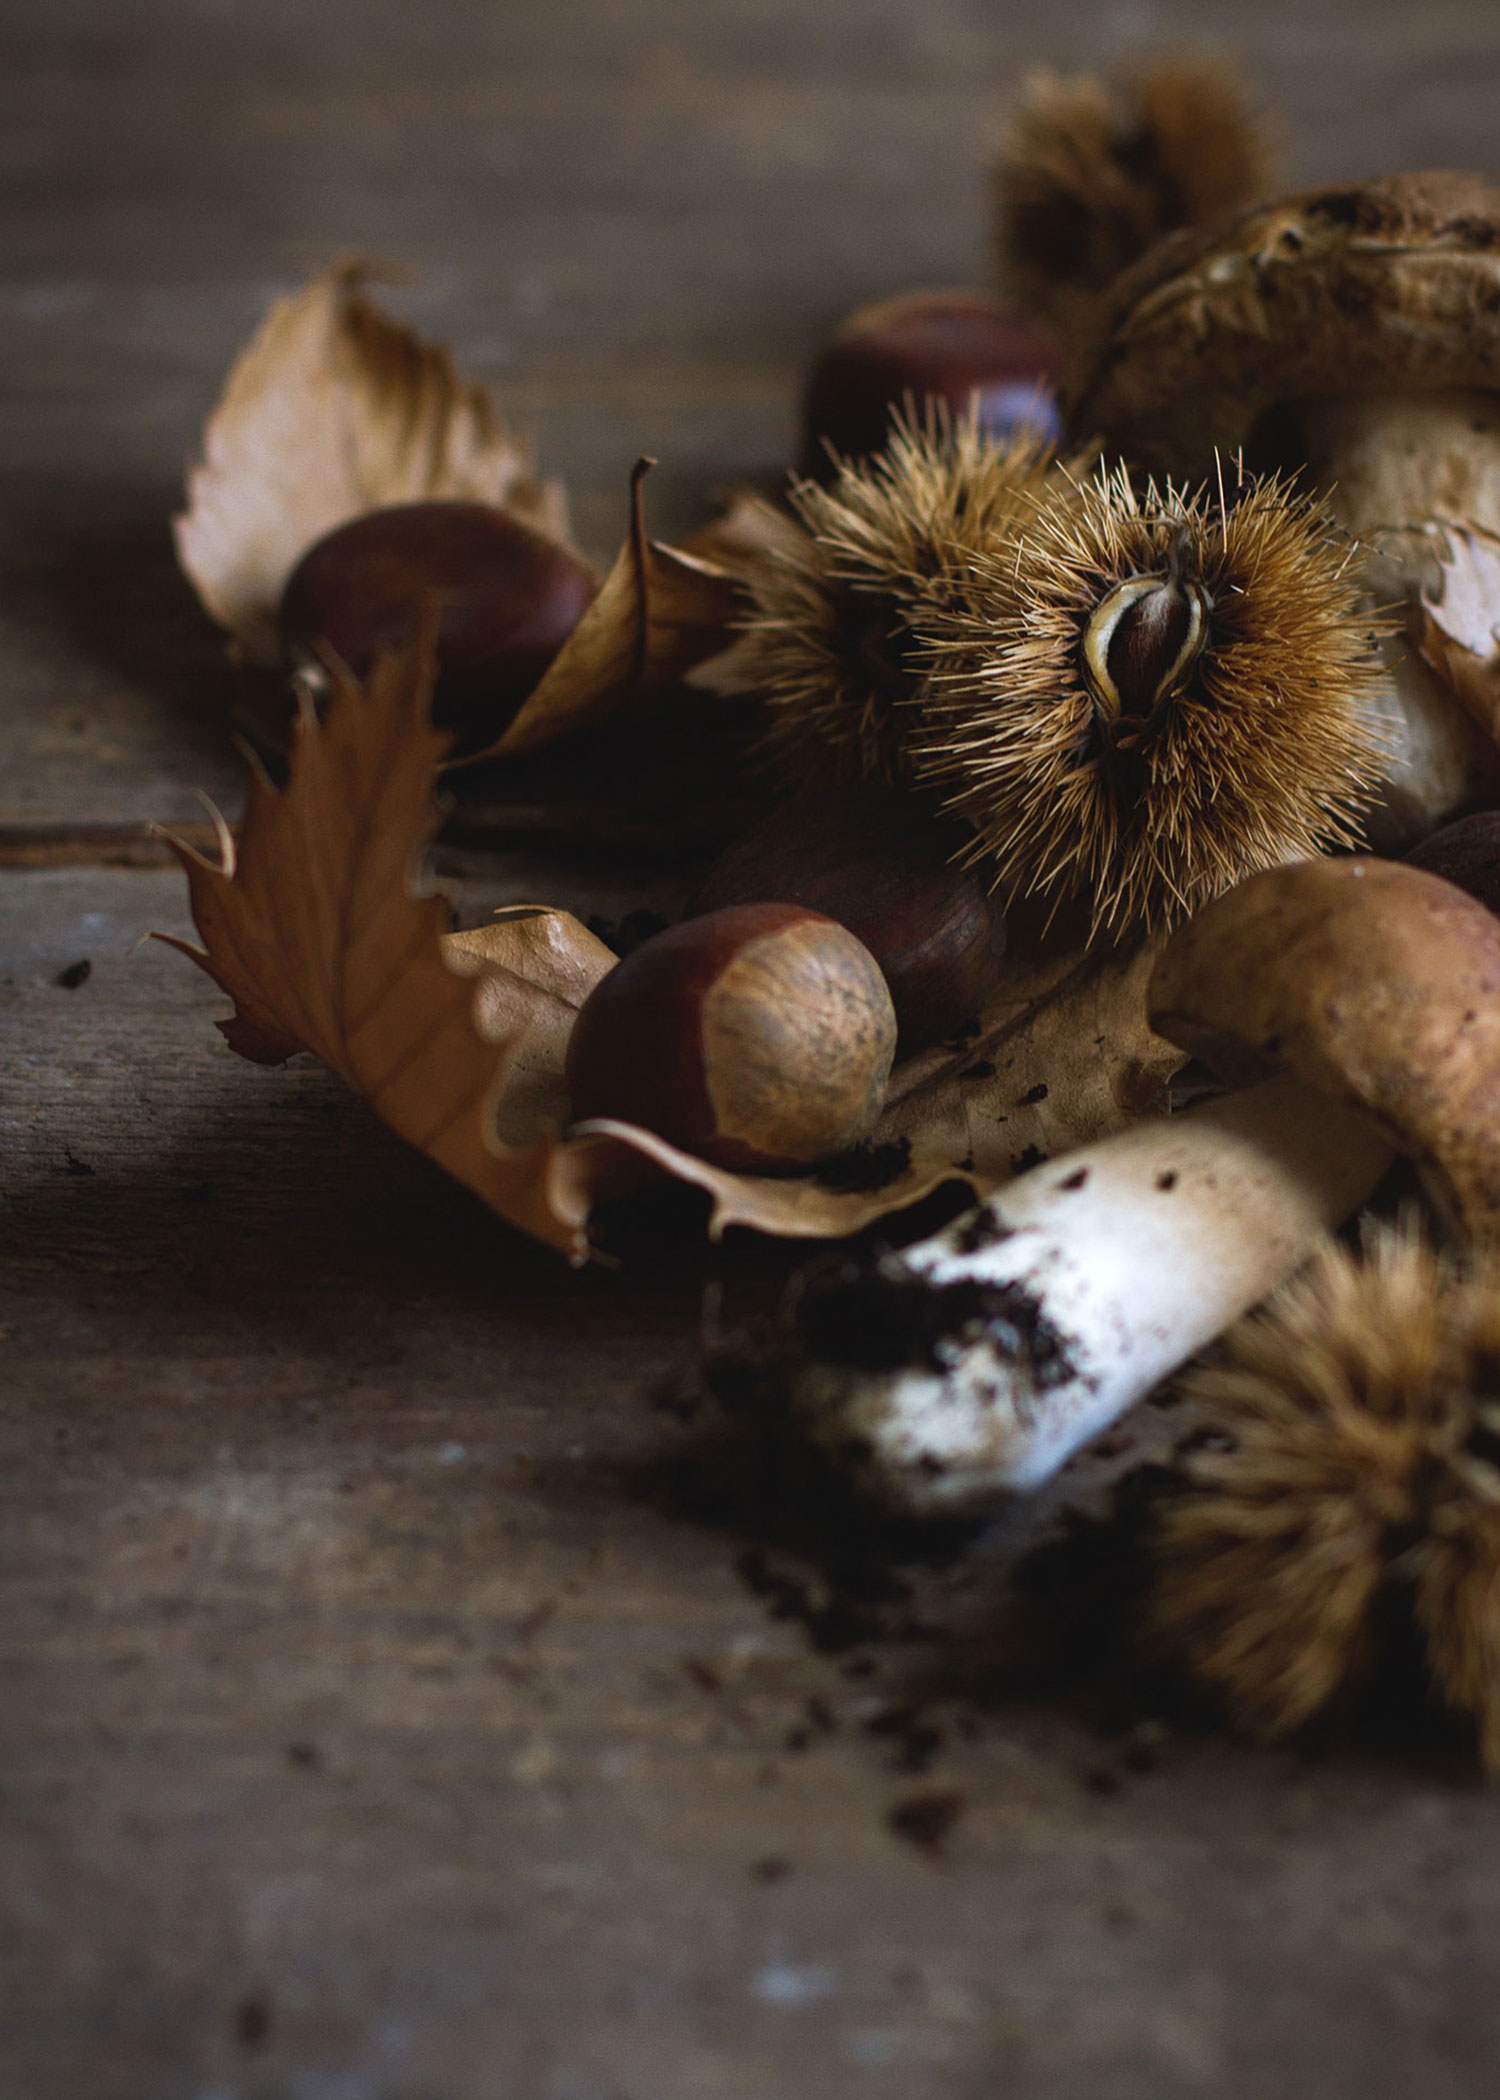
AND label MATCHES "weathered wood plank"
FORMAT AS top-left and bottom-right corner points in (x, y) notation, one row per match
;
(5, 0), (1500, 828)
(4, 875), (1500, 2100)
(10, 3), (1500, 2093)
